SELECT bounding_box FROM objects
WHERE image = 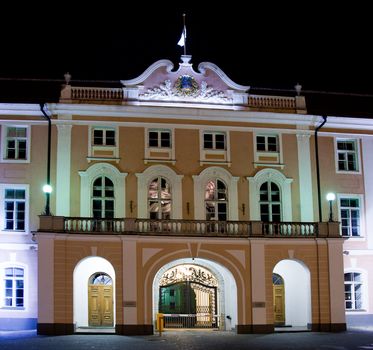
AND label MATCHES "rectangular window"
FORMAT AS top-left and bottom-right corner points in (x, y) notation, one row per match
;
(344, 272), (362, 310)
(340, 198), (360, 237)
(4, 267), (24, 308)
(337, 140), (358, 172)
(203, 132), (226, 150)
(4, 189), (26, 231)
(148, 130), (171, 148)
(256, 135), (278, 152)
(5, 127), (27, 160)
(93, 128), (115, 146)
